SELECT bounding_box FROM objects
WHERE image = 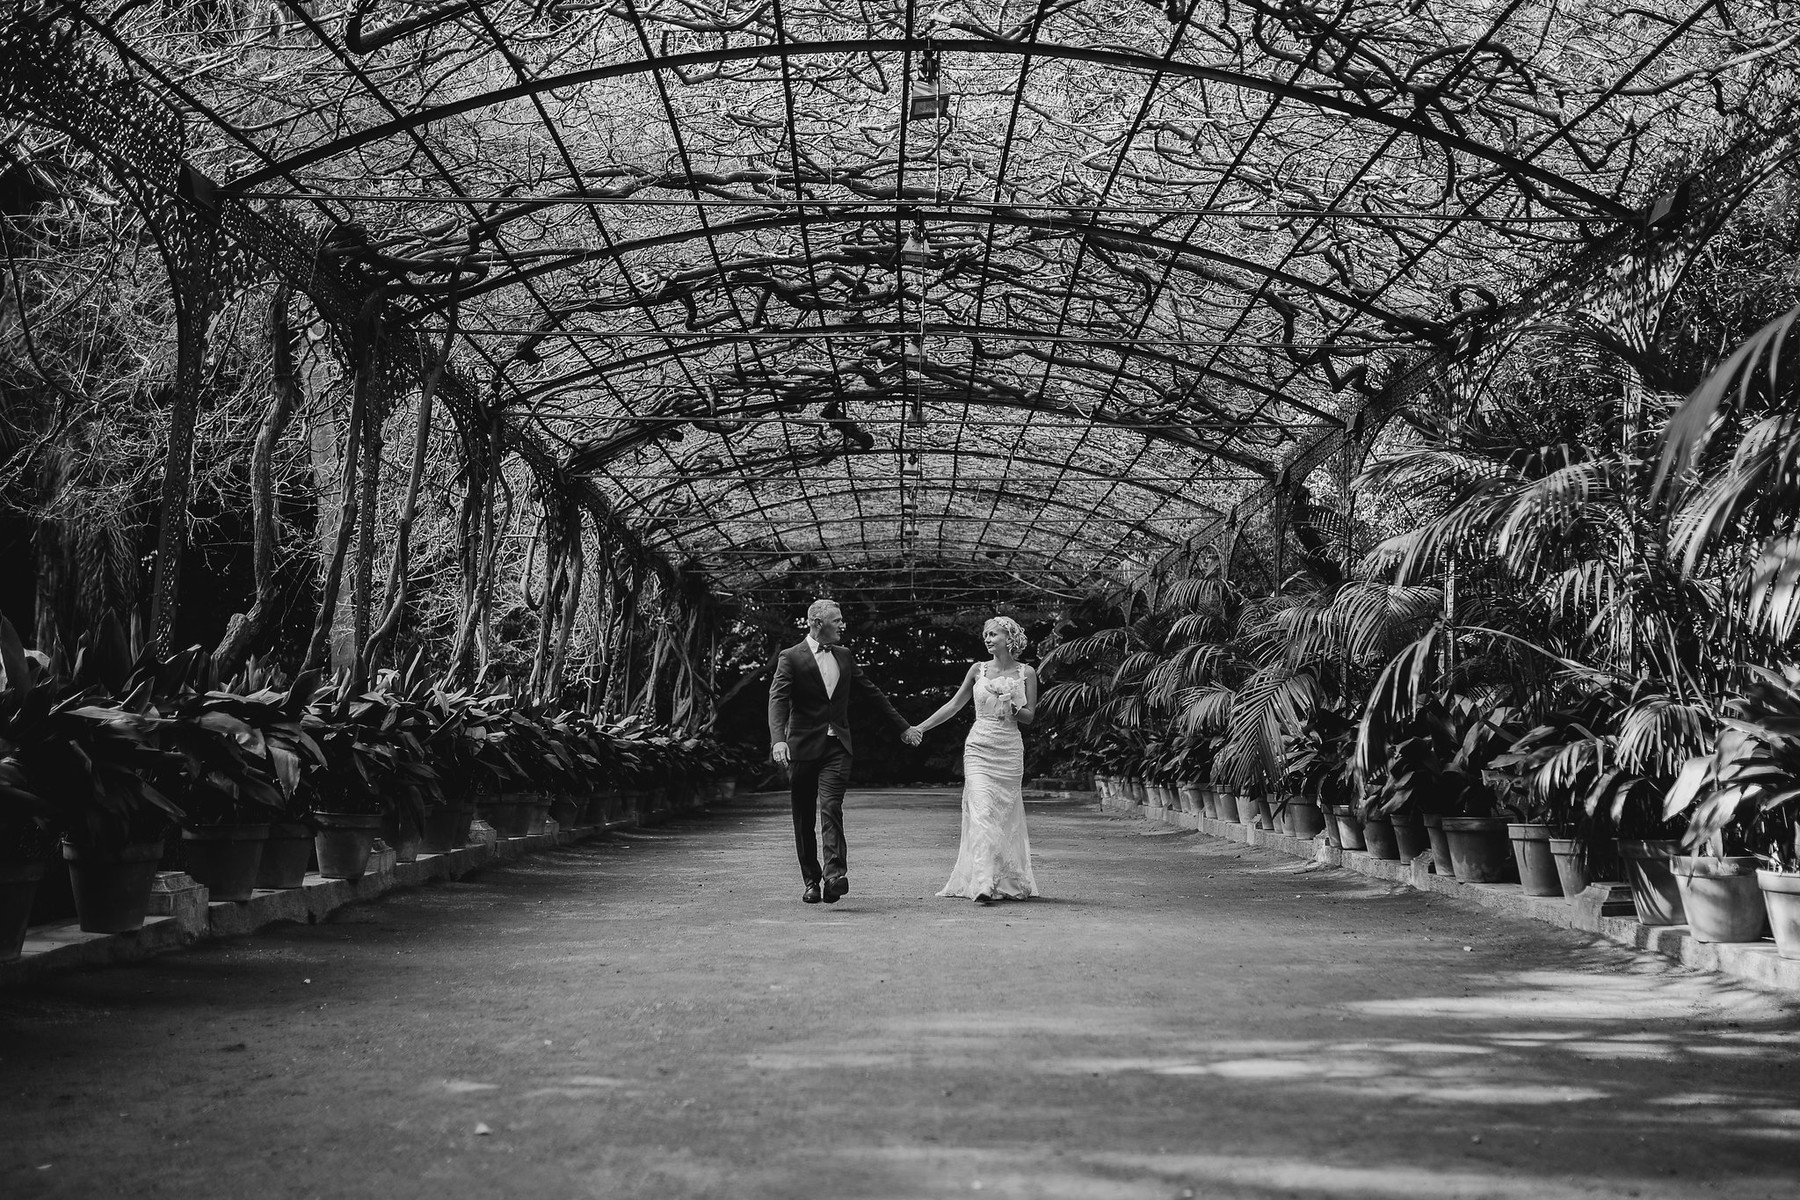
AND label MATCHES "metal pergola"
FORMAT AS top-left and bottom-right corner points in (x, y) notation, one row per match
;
(6, 0), (1791, 618)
